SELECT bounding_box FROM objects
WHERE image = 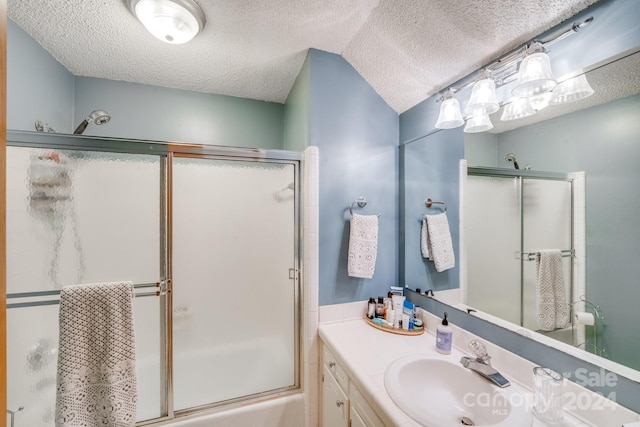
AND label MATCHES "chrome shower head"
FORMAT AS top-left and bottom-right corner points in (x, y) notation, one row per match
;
(504, 153), (520, 170)
(73, 109), (111, 135)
